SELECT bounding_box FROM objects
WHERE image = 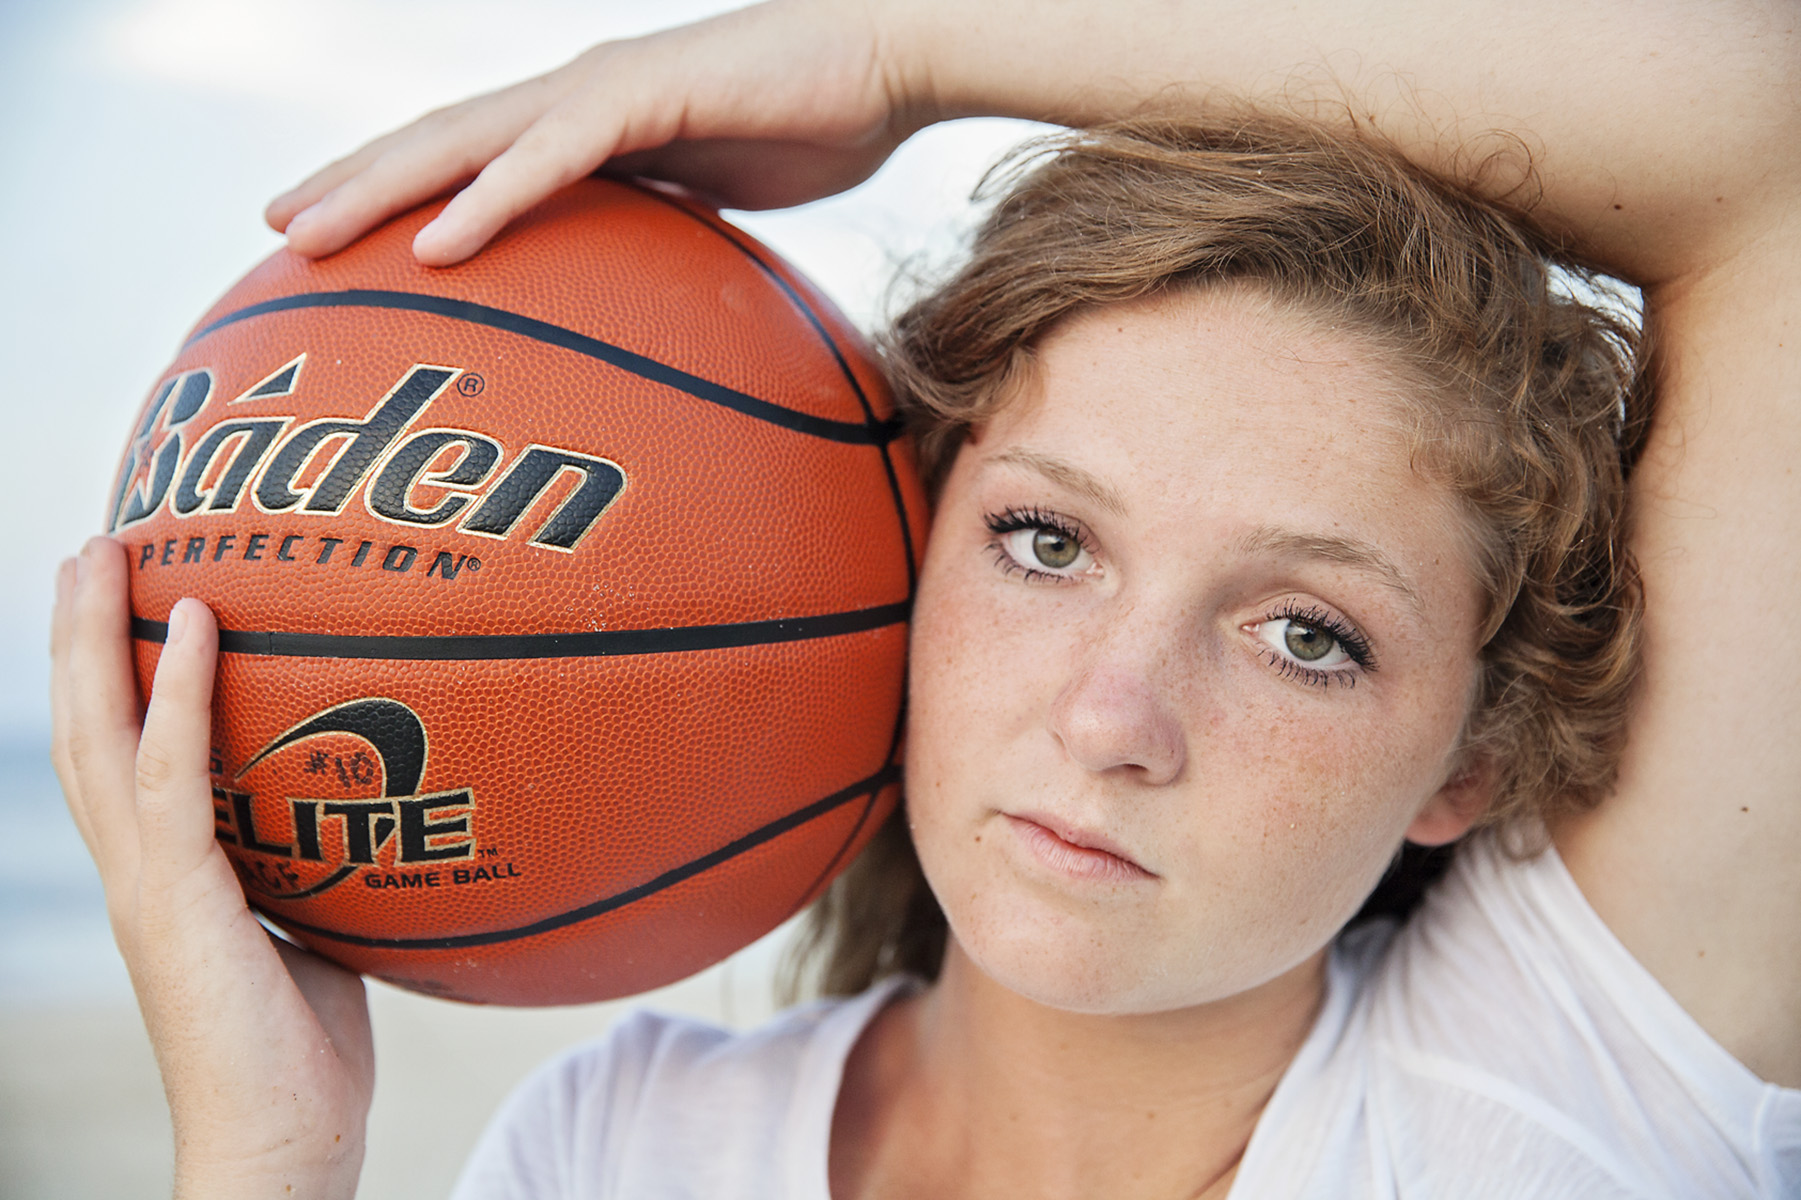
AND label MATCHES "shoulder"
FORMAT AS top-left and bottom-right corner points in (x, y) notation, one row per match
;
(1237, 837), (1801, 1198)
(449, 979), (914, 1200)
(1370, 837), (1801, 1196)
